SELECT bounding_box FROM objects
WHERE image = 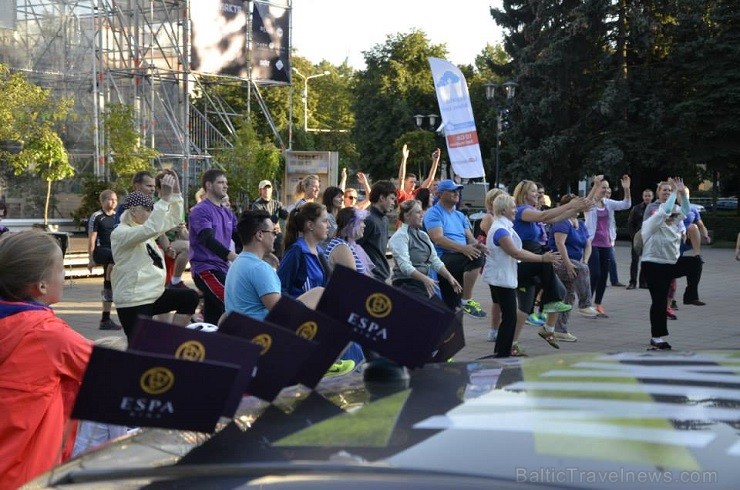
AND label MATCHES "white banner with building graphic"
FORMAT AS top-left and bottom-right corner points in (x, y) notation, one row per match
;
(428, 57), (485, 178)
